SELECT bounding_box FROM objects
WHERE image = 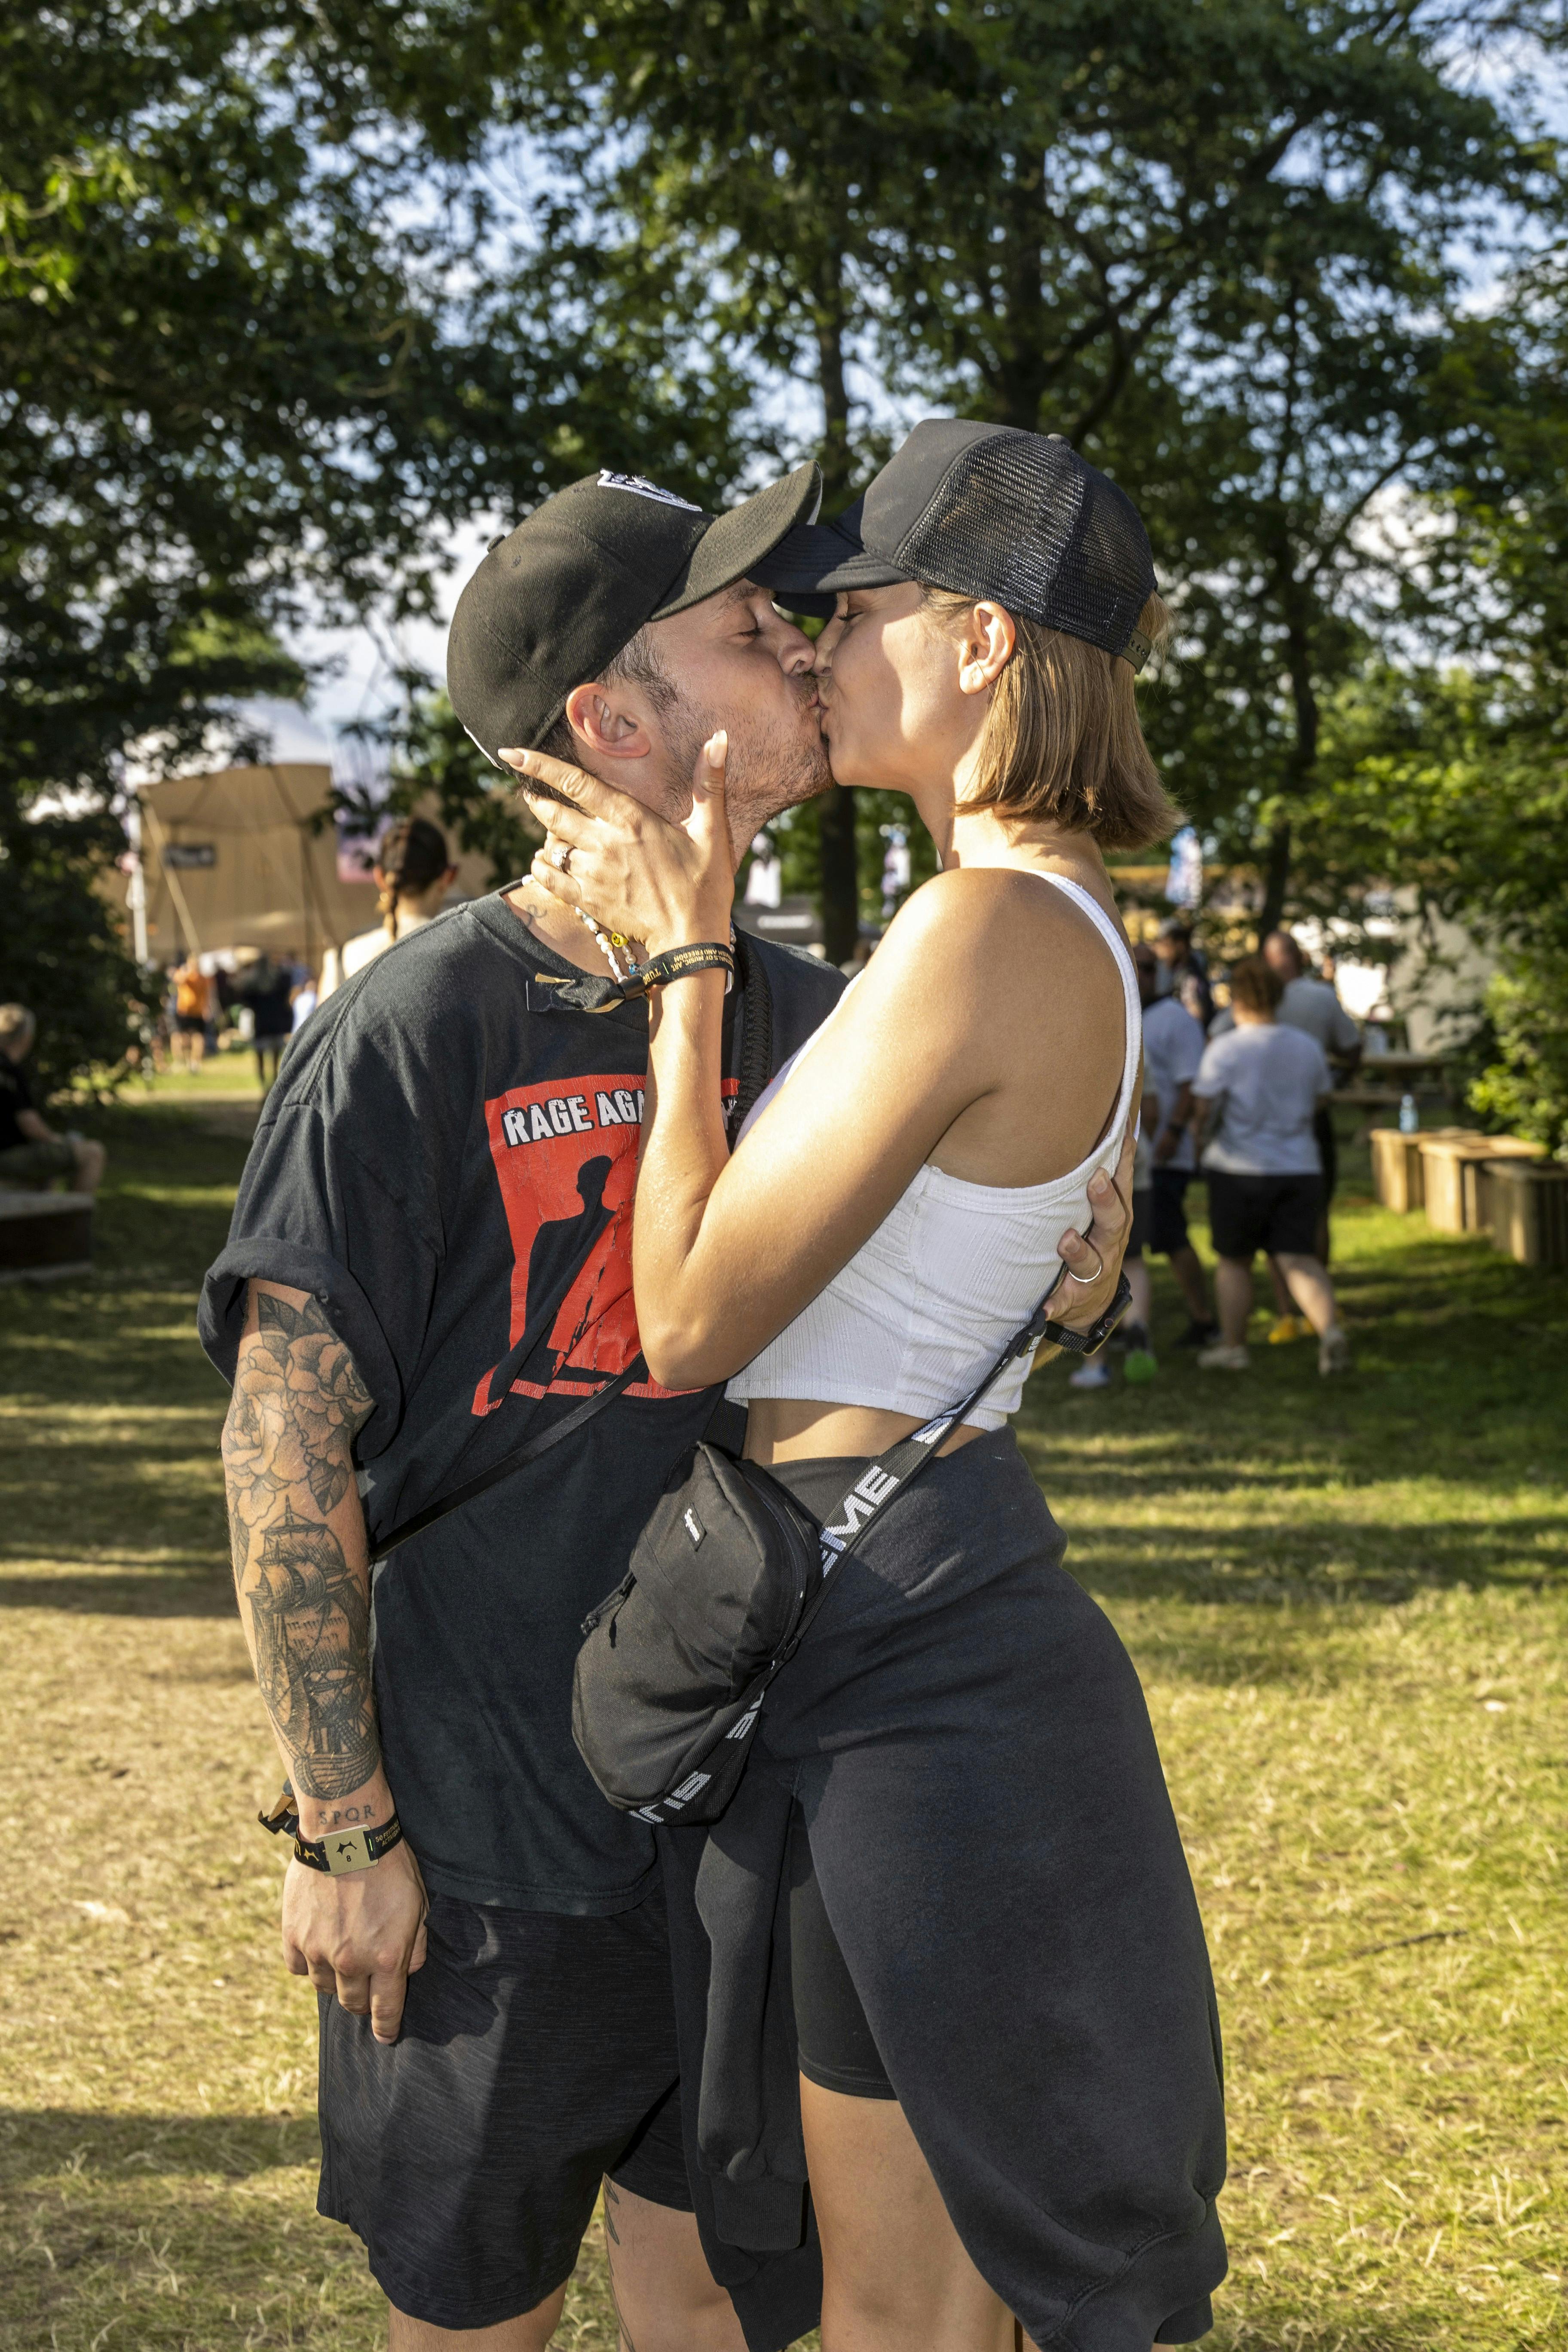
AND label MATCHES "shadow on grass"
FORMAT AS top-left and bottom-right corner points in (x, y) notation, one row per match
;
(1064, 1507), (1568, 1606)
(0, 2108), (318, 2181)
